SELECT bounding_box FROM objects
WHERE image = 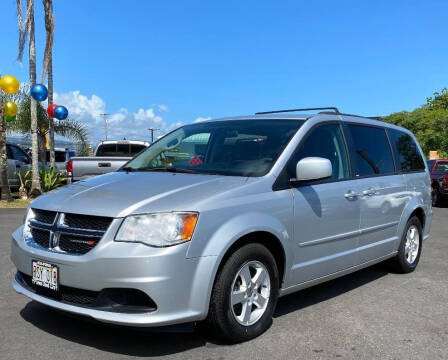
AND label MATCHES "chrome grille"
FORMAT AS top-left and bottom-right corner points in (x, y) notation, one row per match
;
(30, 228), (50, 247)
(64, 213), (112, 231)
(28, 209), (113, 255)
(33, 209), (57, 224)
